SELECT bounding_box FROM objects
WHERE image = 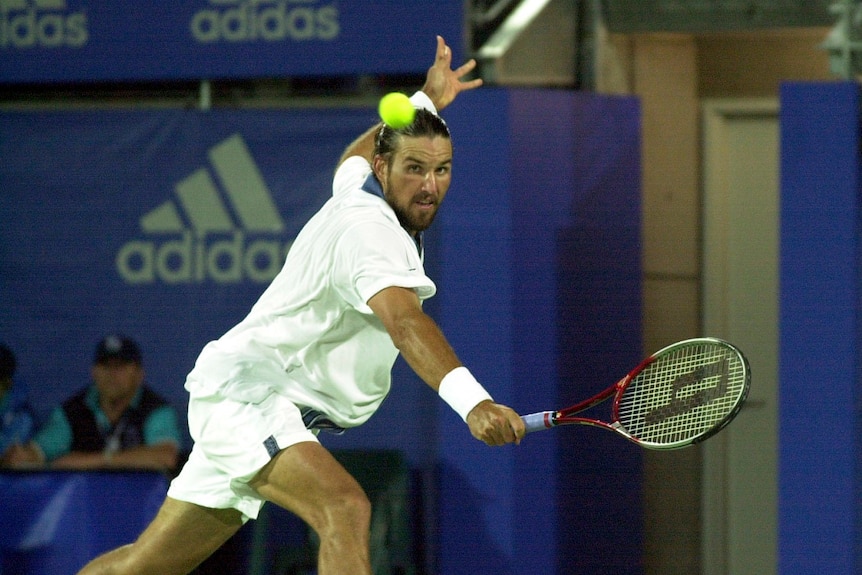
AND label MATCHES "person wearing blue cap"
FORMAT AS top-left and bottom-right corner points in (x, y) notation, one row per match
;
(3, 334), (182, 472)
